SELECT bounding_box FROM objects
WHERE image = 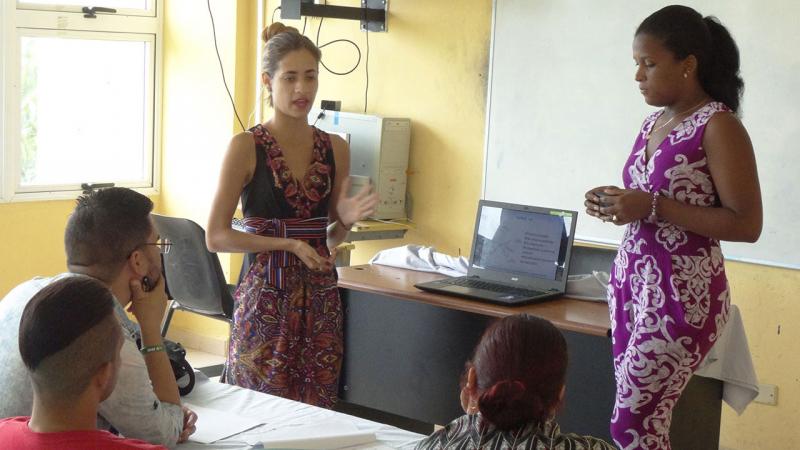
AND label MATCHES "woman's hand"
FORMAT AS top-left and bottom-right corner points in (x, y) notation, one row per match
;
(336, 177), (379, 228)
(584, 185), (617, 223)
(585, 186), (650, 225)
(326, 247), (338, 268)
(289, 240), (333, 272)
